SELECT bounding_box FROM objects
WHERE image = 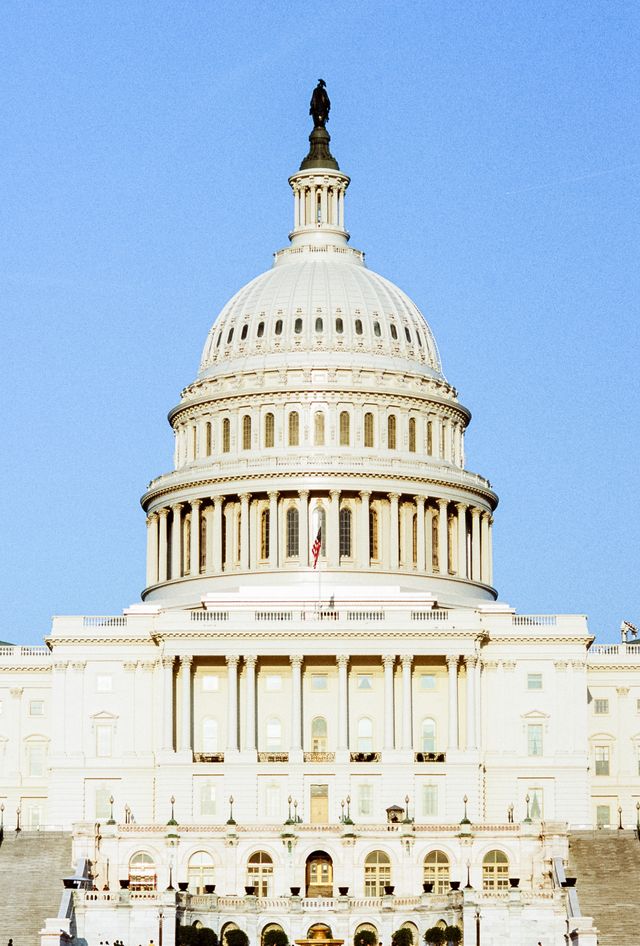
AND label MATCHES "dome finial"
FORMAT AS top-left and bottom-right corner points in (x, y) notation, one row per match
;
(300, 80), (339, 171)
